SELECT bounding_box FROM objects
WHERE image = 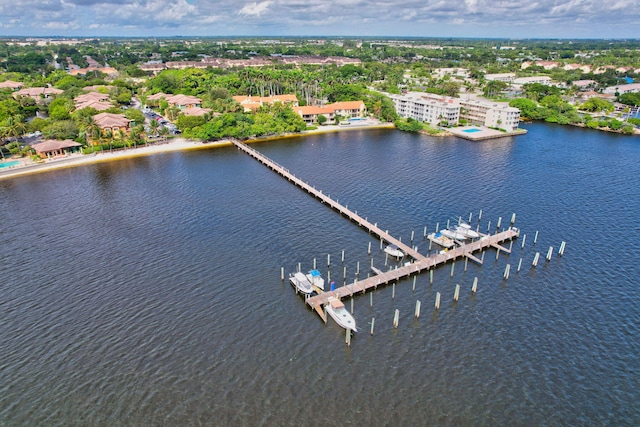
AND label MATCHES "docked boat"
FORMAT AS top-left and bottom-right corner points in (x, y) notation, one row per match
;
(440, 223), (480, 241)
(325, 297), (357, 332)
(306, 269), (325, 292)
(384, 244), (404, 258)
(289, 272), (314, 295)
(427, 232), (456, 248)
